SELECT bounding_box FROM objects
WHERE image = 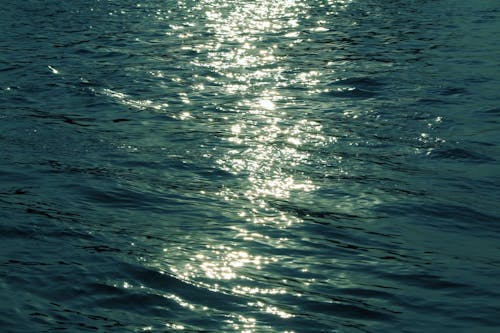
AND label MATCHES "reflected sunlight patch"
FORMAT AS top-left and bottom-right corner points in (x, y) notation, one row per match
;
(162, 1), (338, 322)
(99, 88), (167, 111)
(258, 99), (275, 110)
